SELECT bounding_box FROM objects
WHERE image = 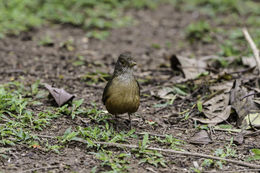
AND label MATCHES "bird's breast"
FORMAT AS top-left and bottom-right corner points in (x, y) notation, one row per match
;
(105, 77), (140, 115)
